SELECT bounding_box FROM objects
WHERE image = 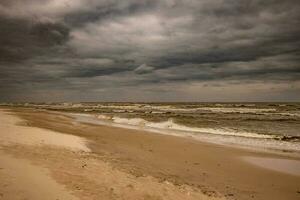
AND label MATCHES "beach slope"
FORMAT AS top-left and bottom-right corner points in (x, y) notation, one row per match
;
(0, 108), (299, 200)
